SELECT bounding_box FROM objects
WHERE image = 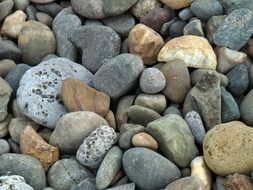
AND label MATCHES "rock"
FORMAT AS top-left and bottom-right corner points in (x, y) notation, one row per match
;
(183, 72), (221, 130)
(47, 158), (94, 190)
(38, 128), (53, 142)
(49, 111), (108, 154)
(17, 58), (93, 128)
(0, 139), (10, 155)
(1, 10), (26, 39)
(158, 35), (217, 70)
(130, 0), (161, 19)
(25, 5), (37, 20)
(248, 39), (253, 58)
(183, 19), (204, 36)
(71, 179), (96, 190)
(163, 106), (182, 116)
(35, 3), (62, 17)
(31, 0), (54, 3)
(0, 114), (12, 138)
(0, 77), (12, 122)
(134, 94), (166, 114)
(0, 0), (14, 22)
(160, 60), (191, 103)
(179, 8), (194, 21)
(0, 175), (34, 190)
(240, 89), (253, 126)
(11, 99), (27, 118)
(103, 0), (137, 16)
(0, 59), (16, 78)
(147, 114), (198, 167)
(132, 132), (158, 150)
(128, 24), (164, 65)
(76, 125), (117, 169)
(20, 126), (59, 171)
(160, 0), (193, 9)
(0, 153), (46, 189)
(213, 8), (253, 50)
(13, 0), (30, 10)
(85, 19), (103, 26)
(105, 110), (116, 130)
(0, 40), (21, 62)
(214, 176), (225, 190)
(206, 15), (226, 43)
(224, 173), (253, 190)
(92, 54), (144, 98)
(36, 12), (53, 27)
(96, 146), (123, 189)
(203, 121), (253, 176)
(8, 138), (20, 153)
(106, 183), (135, 190)
(169, 20), (187, 37)
(110, 175), (128, 187)
(69, 25), (121, 73)
(164, 176), (204, 190)
(226, 64), (249, 96)
(221, 87), (240, 122)
(185, 111), (206, 145)
(122, 148), (181, 190)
